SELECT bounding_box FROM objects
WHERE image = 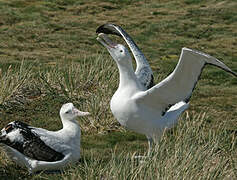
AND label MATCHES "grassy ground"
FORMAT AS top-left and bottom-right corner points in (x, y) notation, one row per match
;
(0, 0), (236, 179)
